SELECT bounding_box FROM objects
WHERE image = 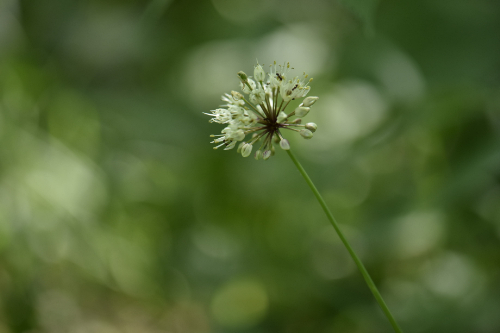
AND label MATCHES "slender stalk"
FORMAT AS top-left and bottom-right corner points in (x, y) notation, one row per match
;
(286, 149), (403, 333)
(242, 97), (267, 118)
